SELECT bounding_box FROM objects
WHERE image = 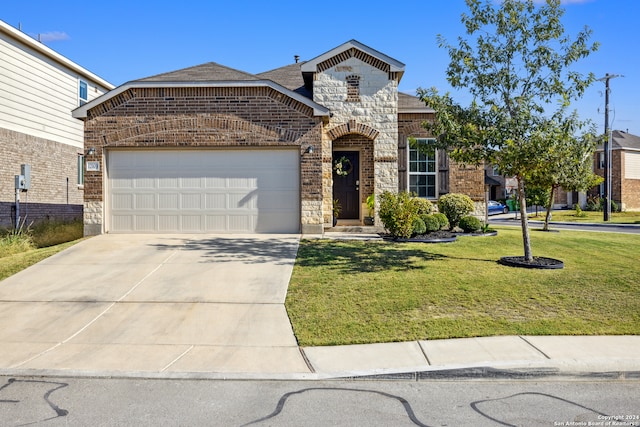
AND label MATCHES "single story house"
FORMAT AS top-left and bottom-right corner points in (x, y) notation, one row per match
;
(73, 40), (484, 235)
(592, 130), (640, 211)
(0, 19), (113, 229)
